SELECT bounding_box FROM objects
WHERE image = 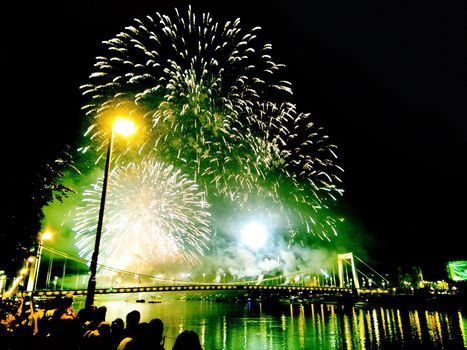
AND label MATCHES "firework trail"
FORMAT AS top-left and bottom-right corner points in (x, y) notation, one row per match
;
(74, 158), (211, 275)
(78, 5), (343, 262)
